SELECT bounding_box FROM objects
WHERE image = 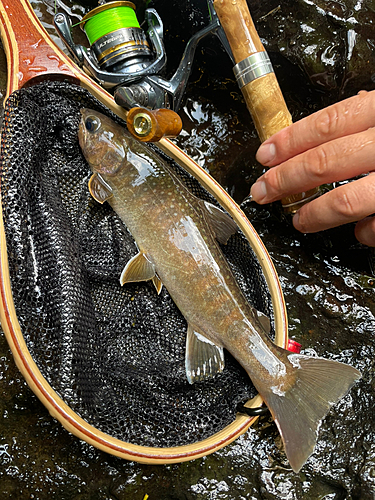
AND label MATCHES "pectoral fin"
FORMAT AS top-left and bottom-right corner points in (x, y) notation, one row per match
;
(185, 324), (225, 384)
(88, 173), (113, 204)
(120, 252), (156, 286)
(201, 201), (238, 244)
